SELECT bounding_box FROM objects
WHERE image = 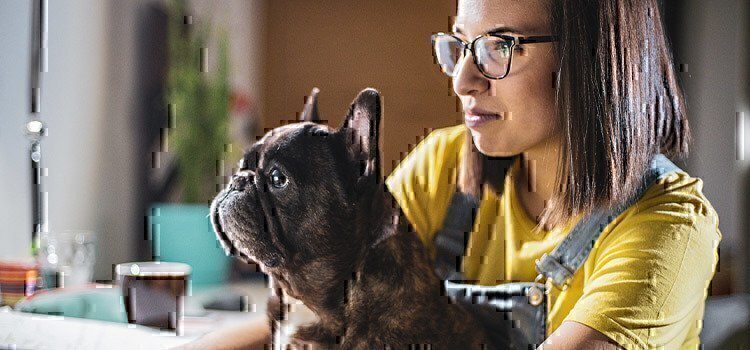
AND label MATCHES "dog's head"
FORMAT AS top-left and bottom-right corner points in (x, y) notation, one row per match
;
(210, 88), (384, 276)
